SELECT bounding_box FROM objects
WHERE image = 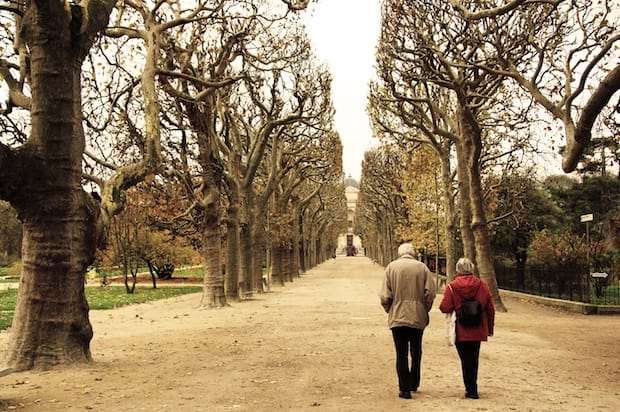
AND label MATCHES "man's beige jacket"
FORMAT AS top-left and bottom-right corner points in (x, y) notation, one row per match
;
(379, 255), (437, 329)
